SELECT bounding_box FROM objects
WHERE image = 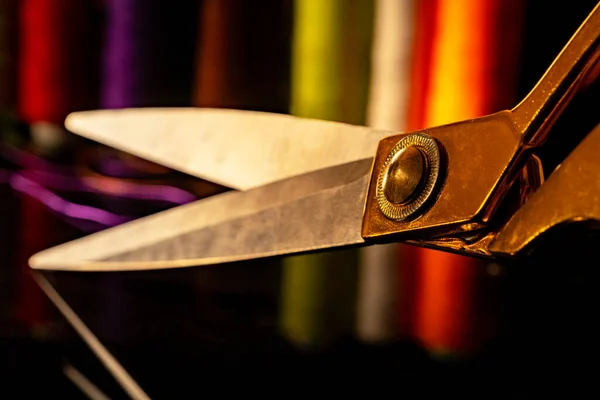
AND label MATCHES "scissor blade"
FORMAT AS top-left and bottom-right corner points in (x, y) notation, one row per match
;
(30, 159), (373, 272)
(65, 108), (390, 191)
